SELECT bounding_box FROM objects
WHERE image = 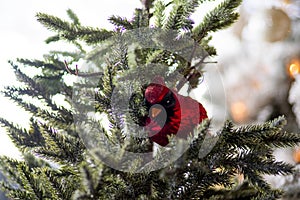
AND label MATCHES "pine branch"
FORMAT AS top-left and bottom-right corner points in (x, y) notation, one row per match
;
(8, 61), (75, 125)
(0, 155), (78, 200)
(131, 9), (149, 28)
(0, 117), (44, 149)
(108, 16), (134, 30)
(0, 156), (25, 186)
(2, 87), (73, 129)
(193, 0), (242, 42)
(164, 0), (200, 31)
(197, 116), (300, 199)
(9, 162), (46, 199)
(67, 8), (80, 25)
(44, 166), (80, 200)
(45, 35), (61, 44)
(34, 122), (85, 164)
(36, 13), (113, 45)
(153, 0), (166, 28)
(199, 35), (217, 56)
(16, 58), (64, 72)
